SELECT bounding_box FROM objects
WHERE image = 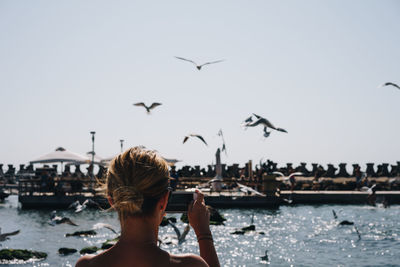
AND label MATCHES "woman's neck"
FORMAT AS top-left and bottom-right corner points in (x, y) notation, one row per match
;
(119, 216), (159, 245)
